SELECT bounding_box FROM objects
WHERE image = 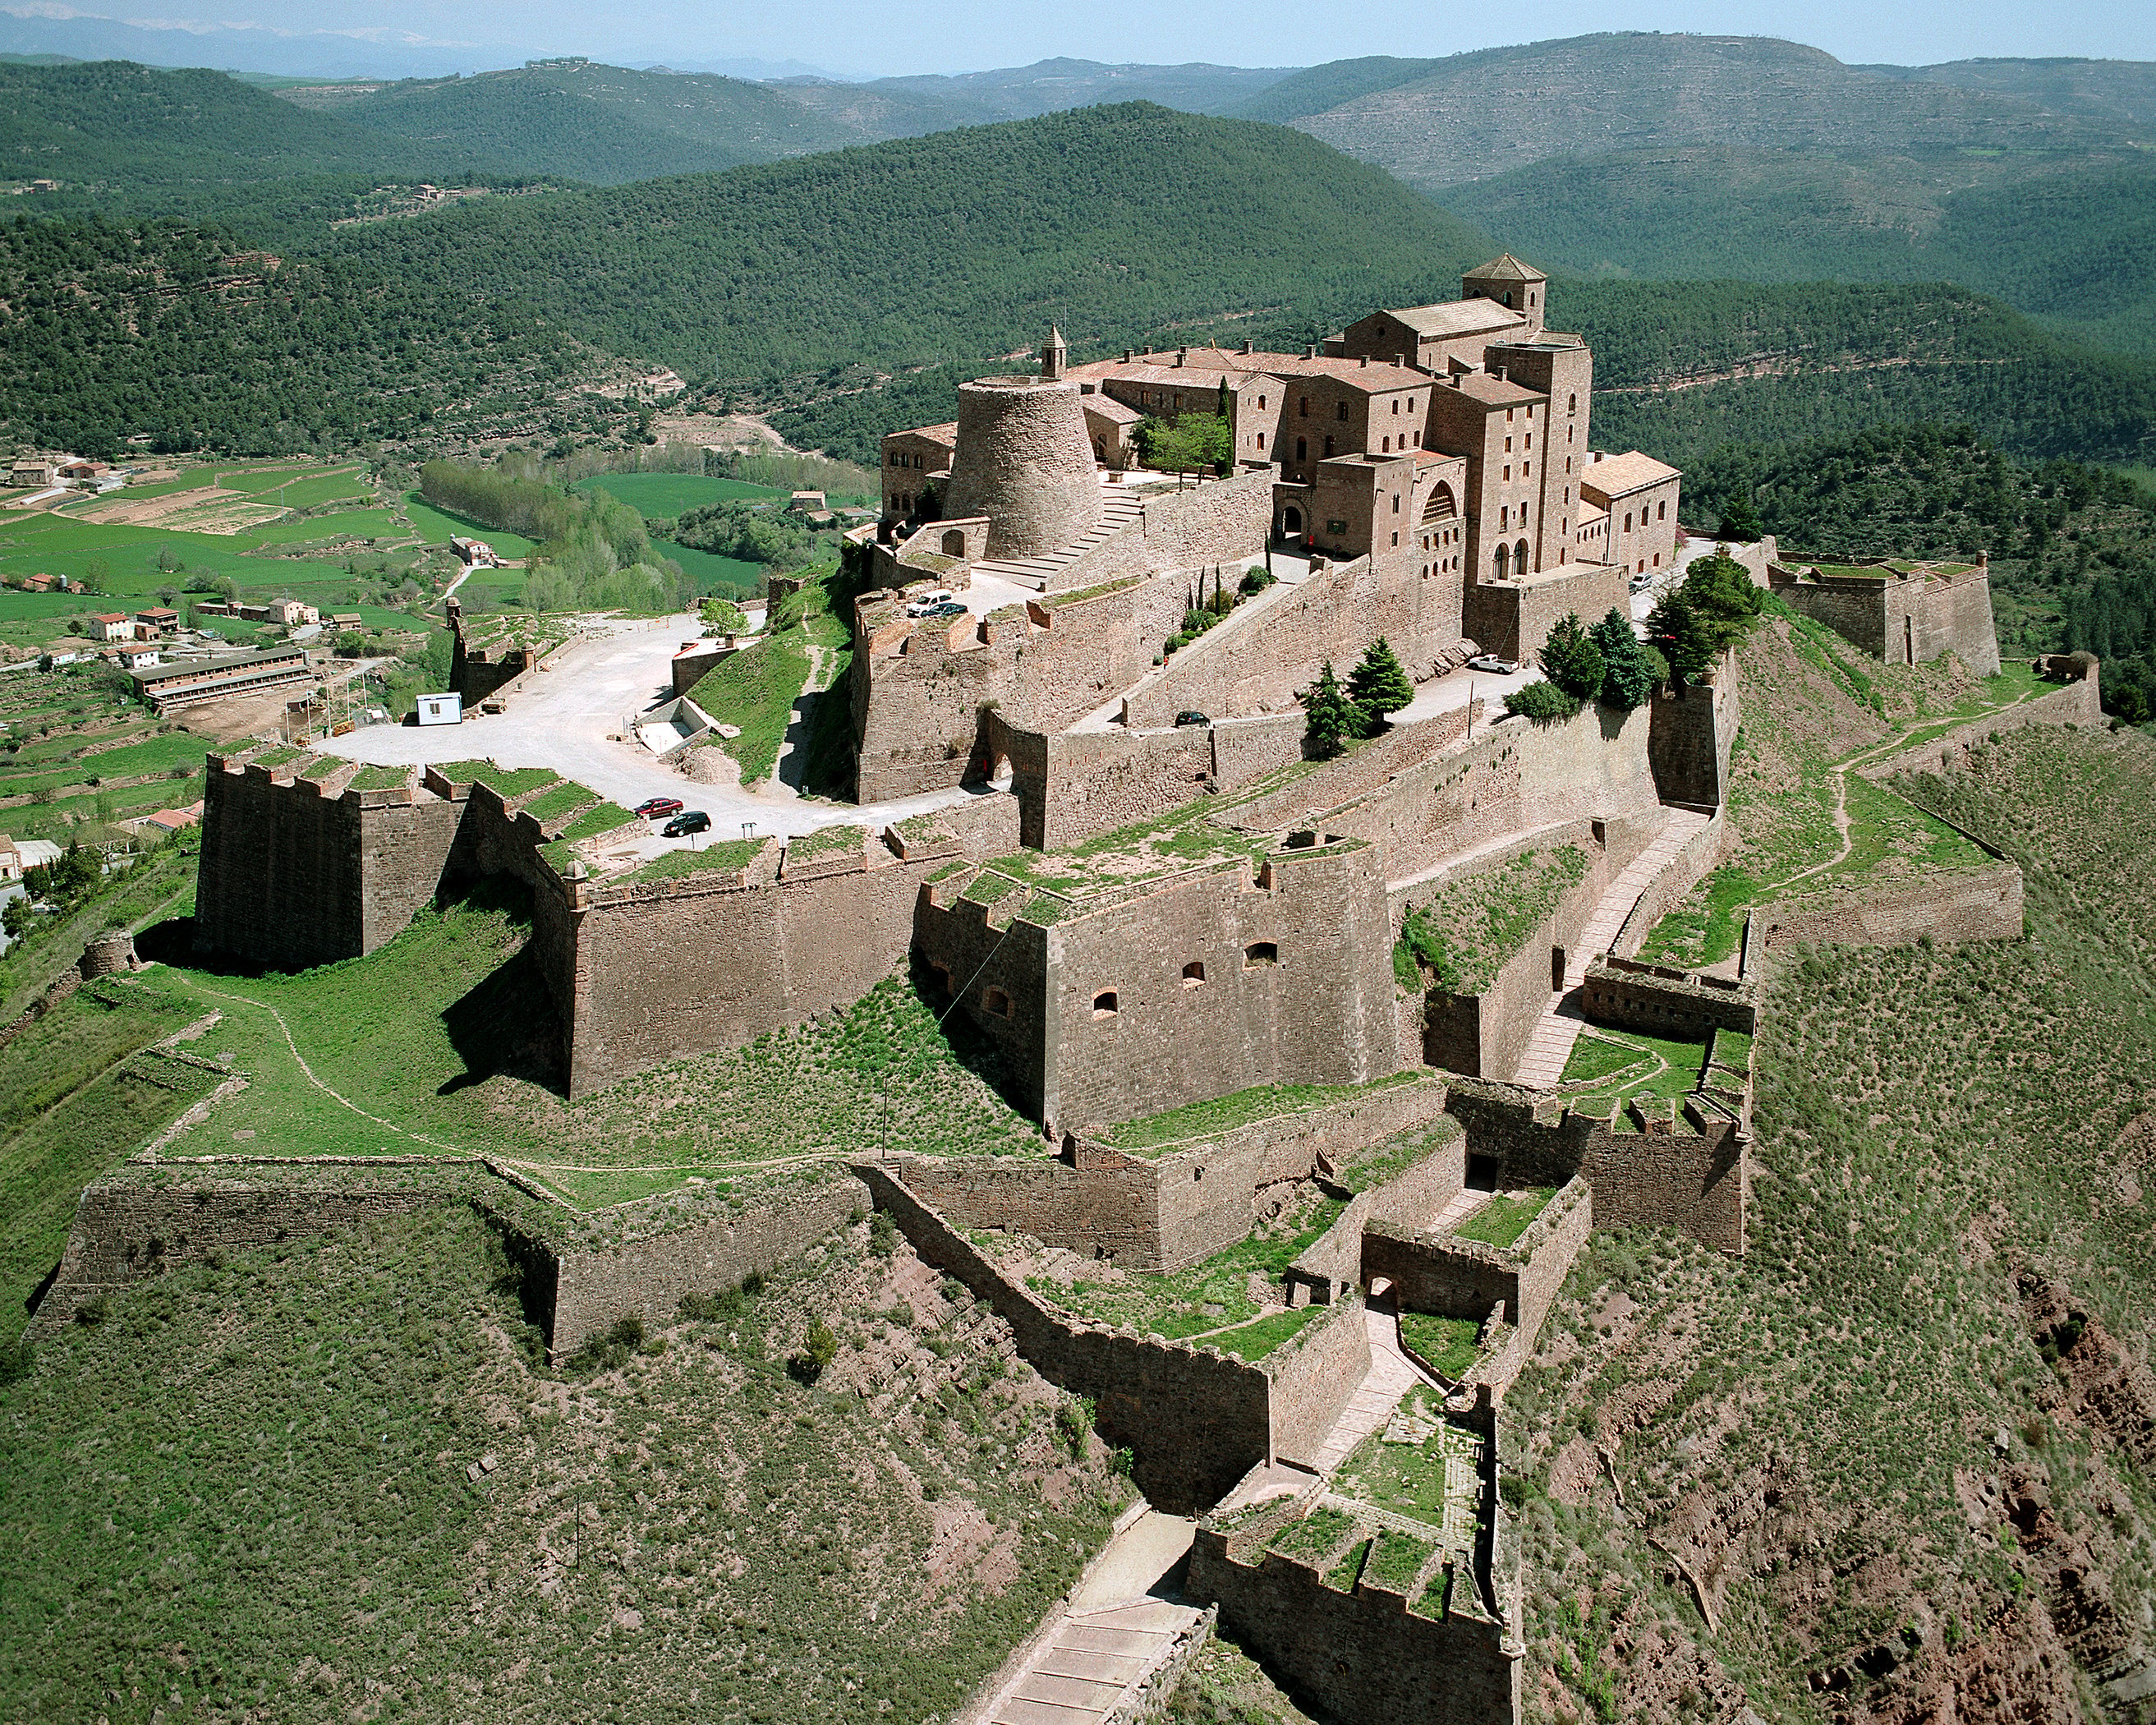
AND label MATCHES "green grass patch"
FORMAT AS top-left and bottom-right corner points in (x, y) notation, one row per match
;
(428, 761), (560, 798)
(687, 629), (811, 786)
(1450, 1186), (1557, 1250)
(1366, 1530), (1434, 1592)
(348, 764), (413, 791)
(1324, 1539), (1370, 1592)
(517, 780), (598, 824)
(1333, 1388), (1483, 1539)
(1399, 844), (1590, 996)
(401, 492), (537, 559)
(1208, 1306), (1326, 1361)
(631, 839), (764, 881)
(1400, 1313), (1483, 1380)
(1101, 1073), (1421, 1154)
(660, 539), (767, 598)
(1557, 1036), (1649, 1086)
(574, 472), (787, 513)
(1335, 1120), (1458, 1195)
(1562, 1028), (1710, 1105)
(560, 801), (636, 843)
(1267, 1505), (1356, 1566)
(1031, 1184), (1343, 1342)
